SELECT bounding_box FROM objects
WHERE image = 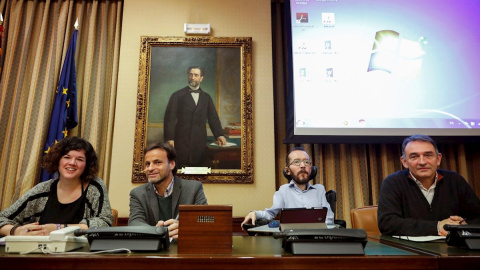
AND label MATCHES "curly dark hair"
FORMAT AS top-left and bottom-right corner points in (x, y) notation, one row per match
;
(42, 137), (99, 182)
(145, 142), (177, 175)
